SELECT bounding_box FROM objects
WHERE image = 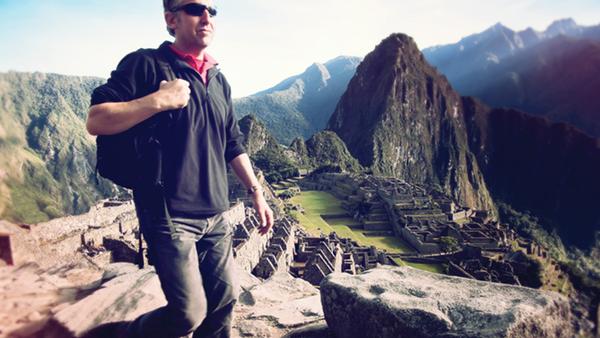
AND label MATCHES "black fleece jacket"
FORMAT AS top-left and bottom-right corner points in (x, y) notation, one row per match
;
(91, 41), (246, 217)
